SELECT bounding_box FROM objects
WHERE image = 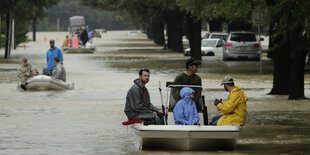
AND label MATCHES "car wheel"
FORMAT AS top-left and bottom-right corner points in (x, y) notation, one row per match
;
(206, 52), (215, 56)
